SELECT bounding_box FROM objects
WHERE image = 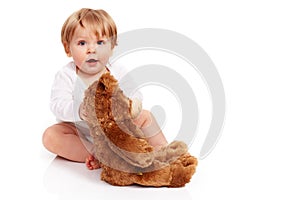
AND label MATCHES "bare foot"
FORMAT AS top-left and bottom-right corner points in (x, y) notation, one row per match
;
(85, 154), (101, 170)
